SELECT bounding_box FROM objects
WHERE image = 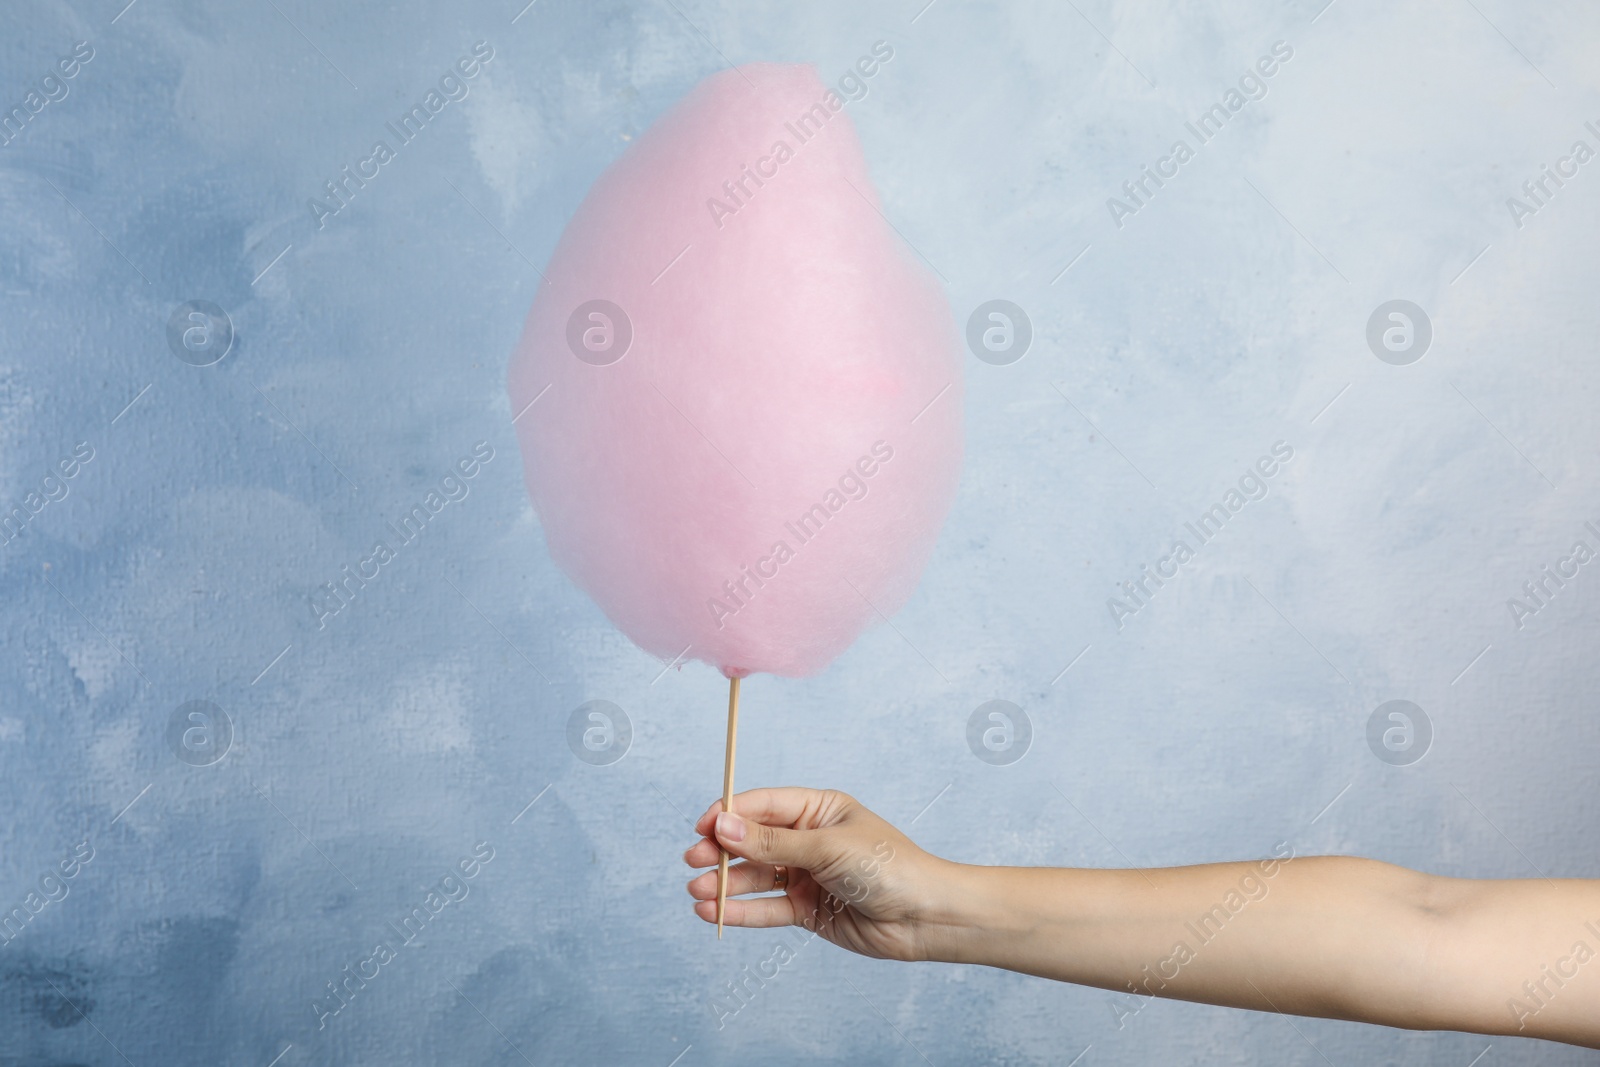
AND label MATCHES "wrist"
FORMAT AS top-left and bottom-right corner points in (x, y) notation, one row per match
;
(912, 860), (1023, 966)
